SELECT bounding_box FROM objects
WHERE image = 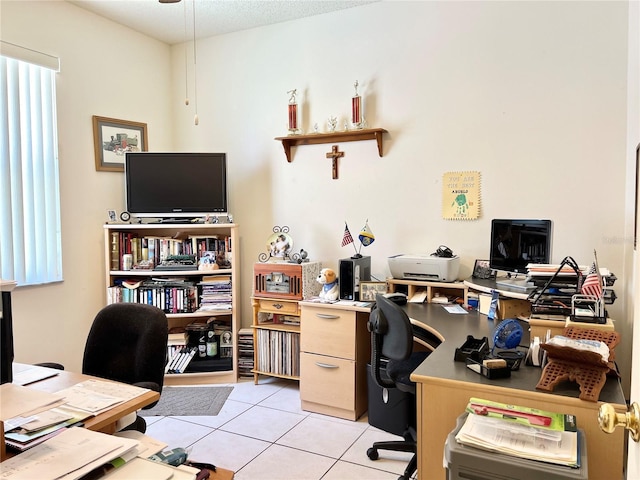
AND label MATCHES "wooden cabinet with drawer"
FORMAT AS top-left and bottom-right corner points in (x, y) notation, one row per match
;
(299, 303), (371, 420)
